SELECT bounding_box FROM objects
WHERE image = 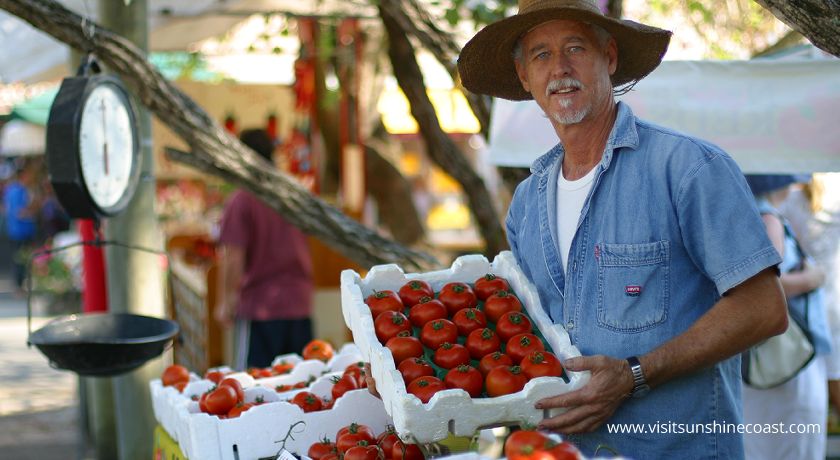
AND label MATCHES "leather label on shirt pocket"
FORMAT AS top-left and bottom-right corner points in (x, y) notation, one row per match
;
(596, 241), (670, 333)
